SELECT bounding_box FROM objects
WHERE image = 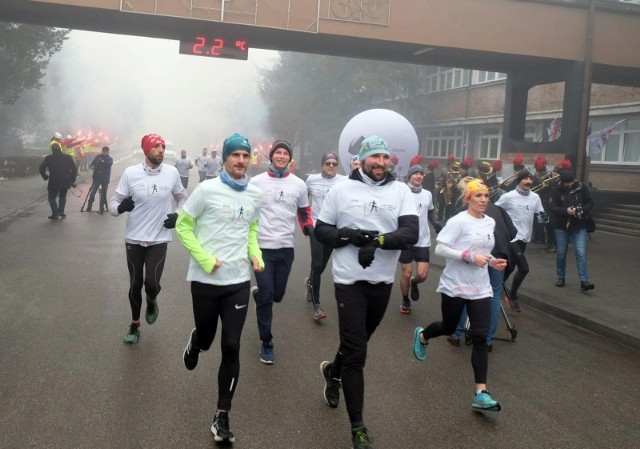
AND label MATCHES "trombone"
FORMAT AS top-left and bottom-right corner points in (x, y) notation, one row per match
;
(531, 172), (560, 193)
(489, 168), (529, 198)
